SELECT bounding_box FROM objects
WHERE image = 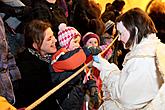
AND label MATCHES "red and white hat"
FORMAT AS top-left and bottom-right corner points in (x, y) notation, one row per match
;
(58, 23), (81, 48)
